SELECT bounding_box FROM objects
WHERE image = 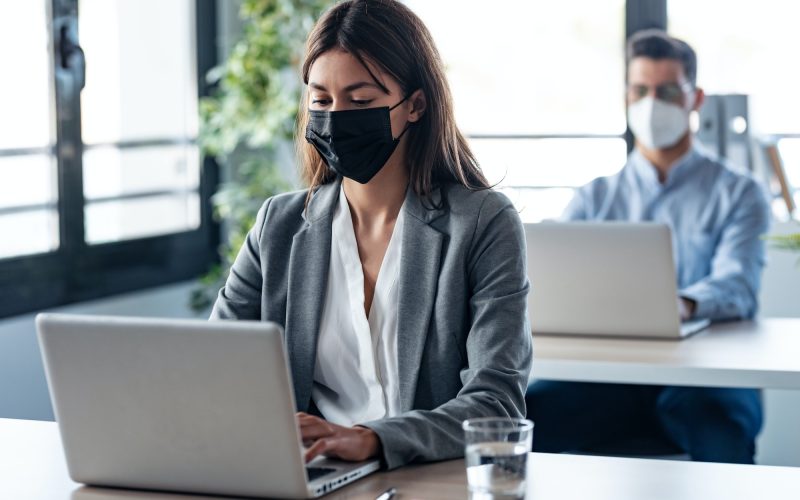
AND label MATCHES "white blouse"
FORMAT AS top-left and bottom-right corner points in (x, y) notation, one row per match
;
(311, 185), (405, 427)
